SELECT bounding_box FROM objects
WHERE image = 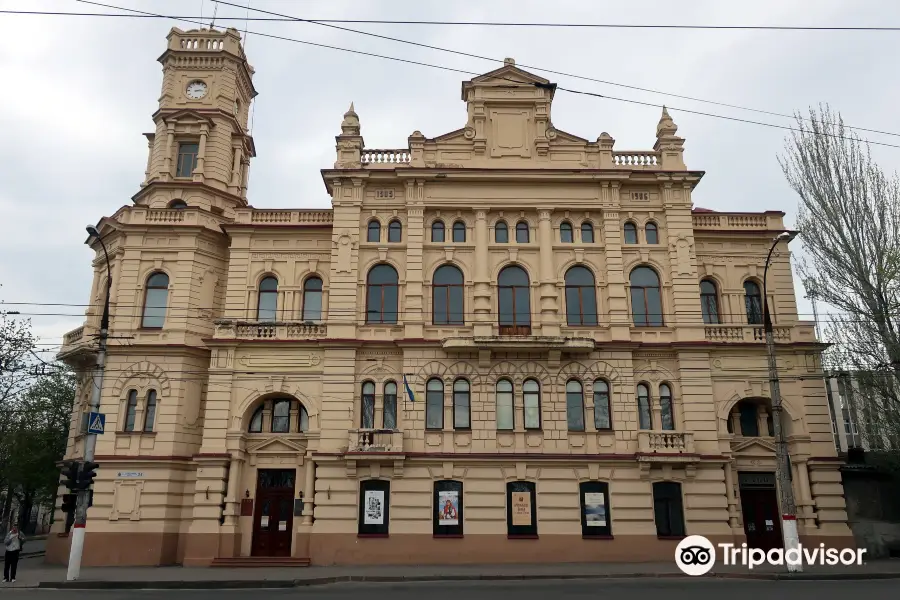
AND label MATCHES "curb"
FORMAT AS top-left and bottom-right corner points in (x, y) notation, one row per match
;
(36, 570), (900, 589)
